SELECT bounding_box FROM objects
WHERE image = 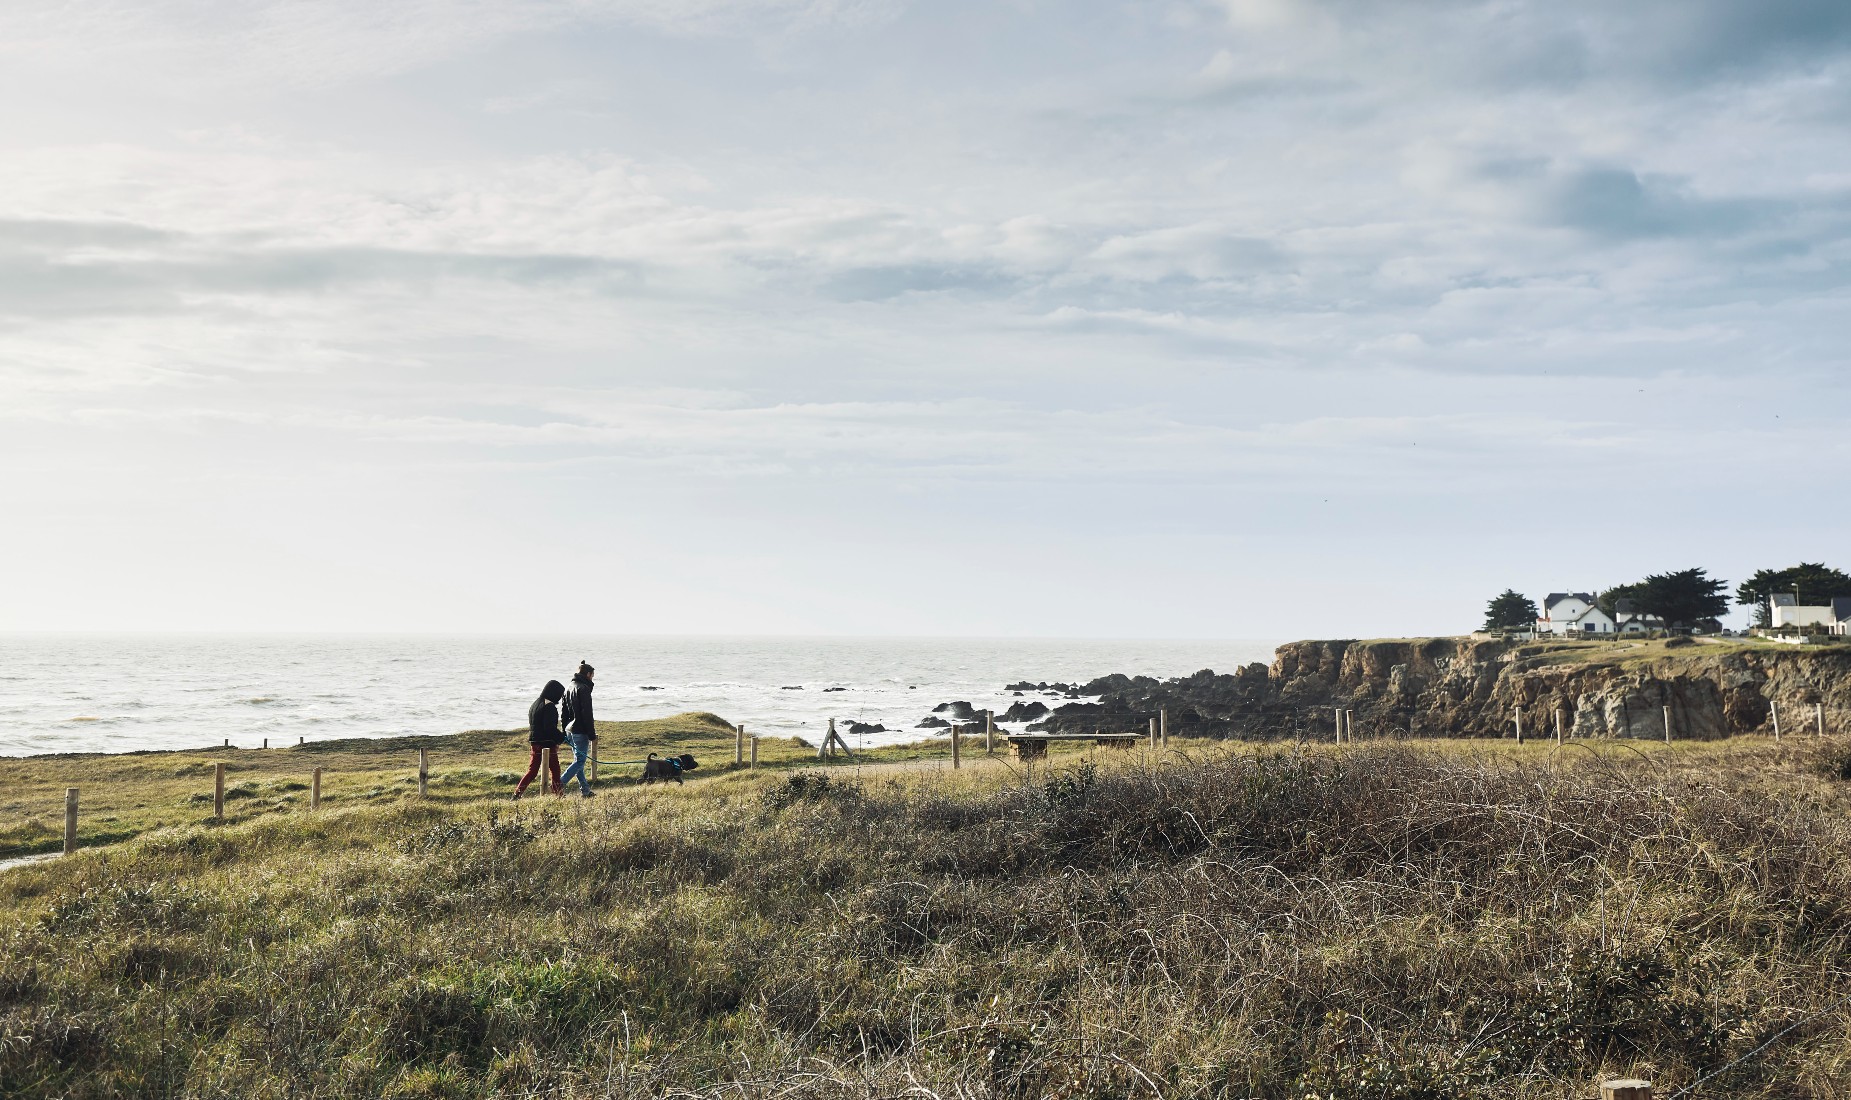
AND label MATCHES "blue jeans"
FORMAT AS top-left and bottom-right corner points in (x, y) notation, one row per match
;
(559, 734), (593, 795)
